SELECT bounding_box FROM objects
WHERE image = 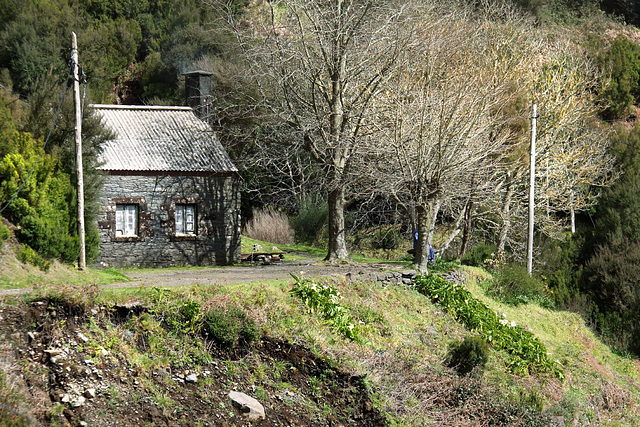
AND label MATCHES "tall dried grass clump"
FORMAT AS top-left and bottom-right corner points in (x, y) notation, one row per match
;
(243, 208), (294, 244)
